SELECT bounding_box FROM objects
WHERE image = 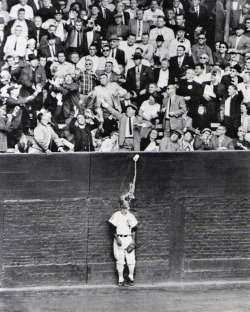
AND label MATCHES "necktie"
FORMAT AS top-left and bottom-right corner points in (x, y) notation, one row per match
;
(138, 20), (141, 38)
(166, 98), (171, 119)
(195, 7), (199, 17)
(112, 49), (115, 58)
(129, 117), (132, 135)
(137, 66), (140, 74)
(178, 57), (182, 67)
(77, 30), (80, 47)
(103, 8), (106, 19)
(14, 38), (17, 51)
